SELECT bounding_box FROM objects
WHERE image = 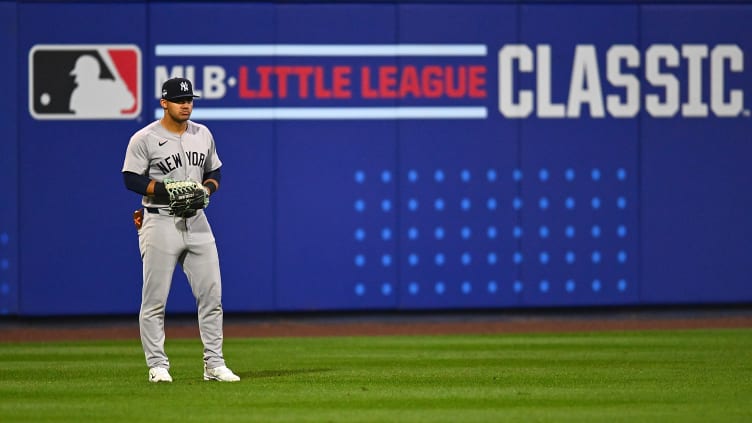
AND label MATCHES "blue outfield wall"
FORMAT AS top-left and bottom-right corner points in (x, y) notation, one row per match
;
(1, 1), (751, 316)
(0, 1), (19, 316)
